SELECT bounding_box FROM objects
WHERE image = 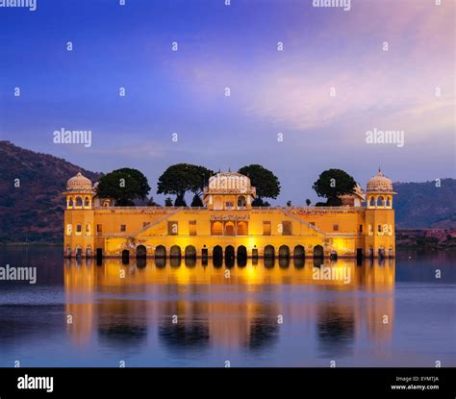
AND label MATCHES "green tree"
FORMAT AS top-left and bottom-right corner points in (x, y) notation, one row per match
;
(164, 197), (173, 207)
(238, 164), (280, 206)
(312, 169), (356, 206)
(157, 163), (214, 203)
(96, 168), (150, 206)
(306, 198), (311, 206)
